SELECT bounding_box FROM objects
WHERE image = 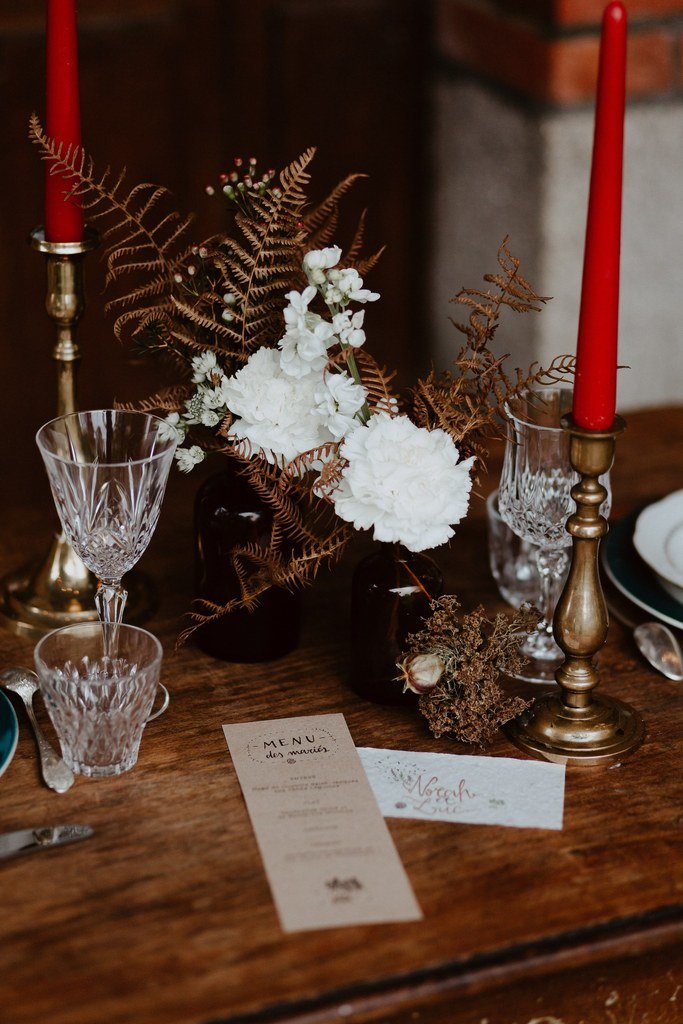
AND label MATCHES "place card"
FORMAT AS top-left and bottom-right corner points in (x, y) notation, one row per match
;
(223, 714), (422, 932)
(358, 748), (565, 831)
